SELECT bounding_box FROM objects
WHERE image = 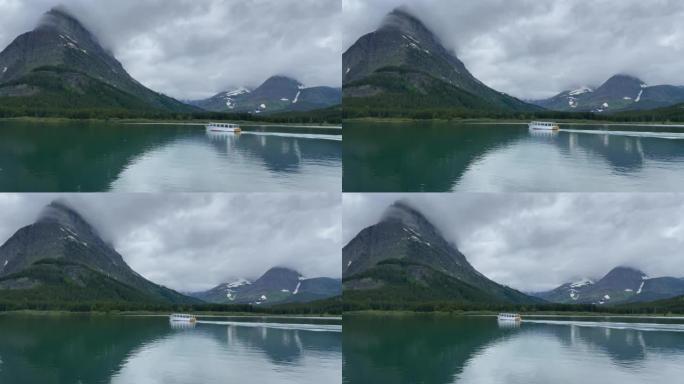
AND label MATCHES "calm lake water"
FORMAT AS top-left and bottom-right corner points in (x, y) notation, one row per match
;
(0, 121), (341, 192)
(0, 314), (342, 384)
(343, 314), (684, 384)
(343, 121), (684, 192)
